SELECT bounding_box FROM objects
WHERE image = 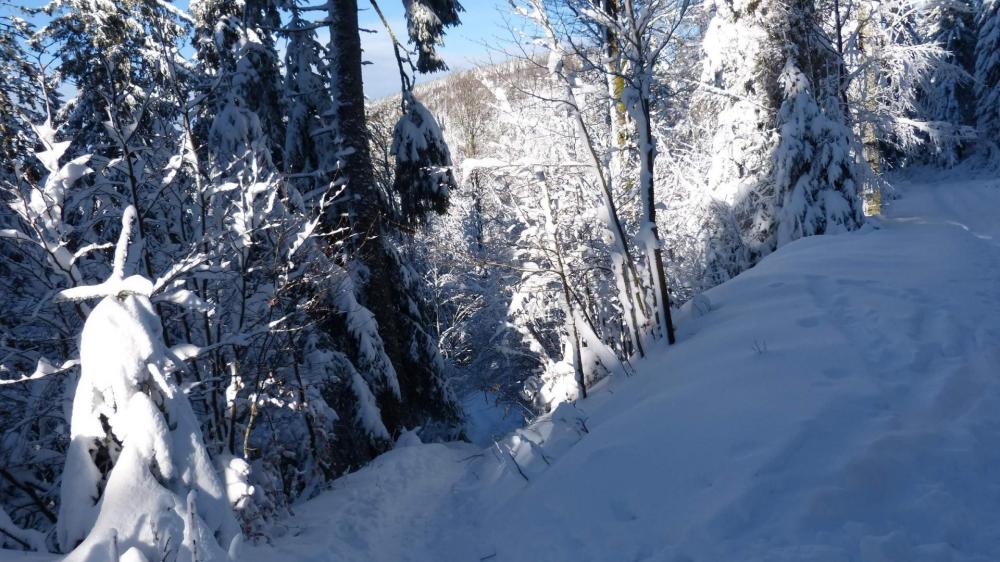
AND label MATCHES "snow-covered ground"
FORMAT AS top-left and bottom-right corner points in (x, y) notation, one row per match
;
(240, 176), (1000, 561)
(6, 176), (1000, 561)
